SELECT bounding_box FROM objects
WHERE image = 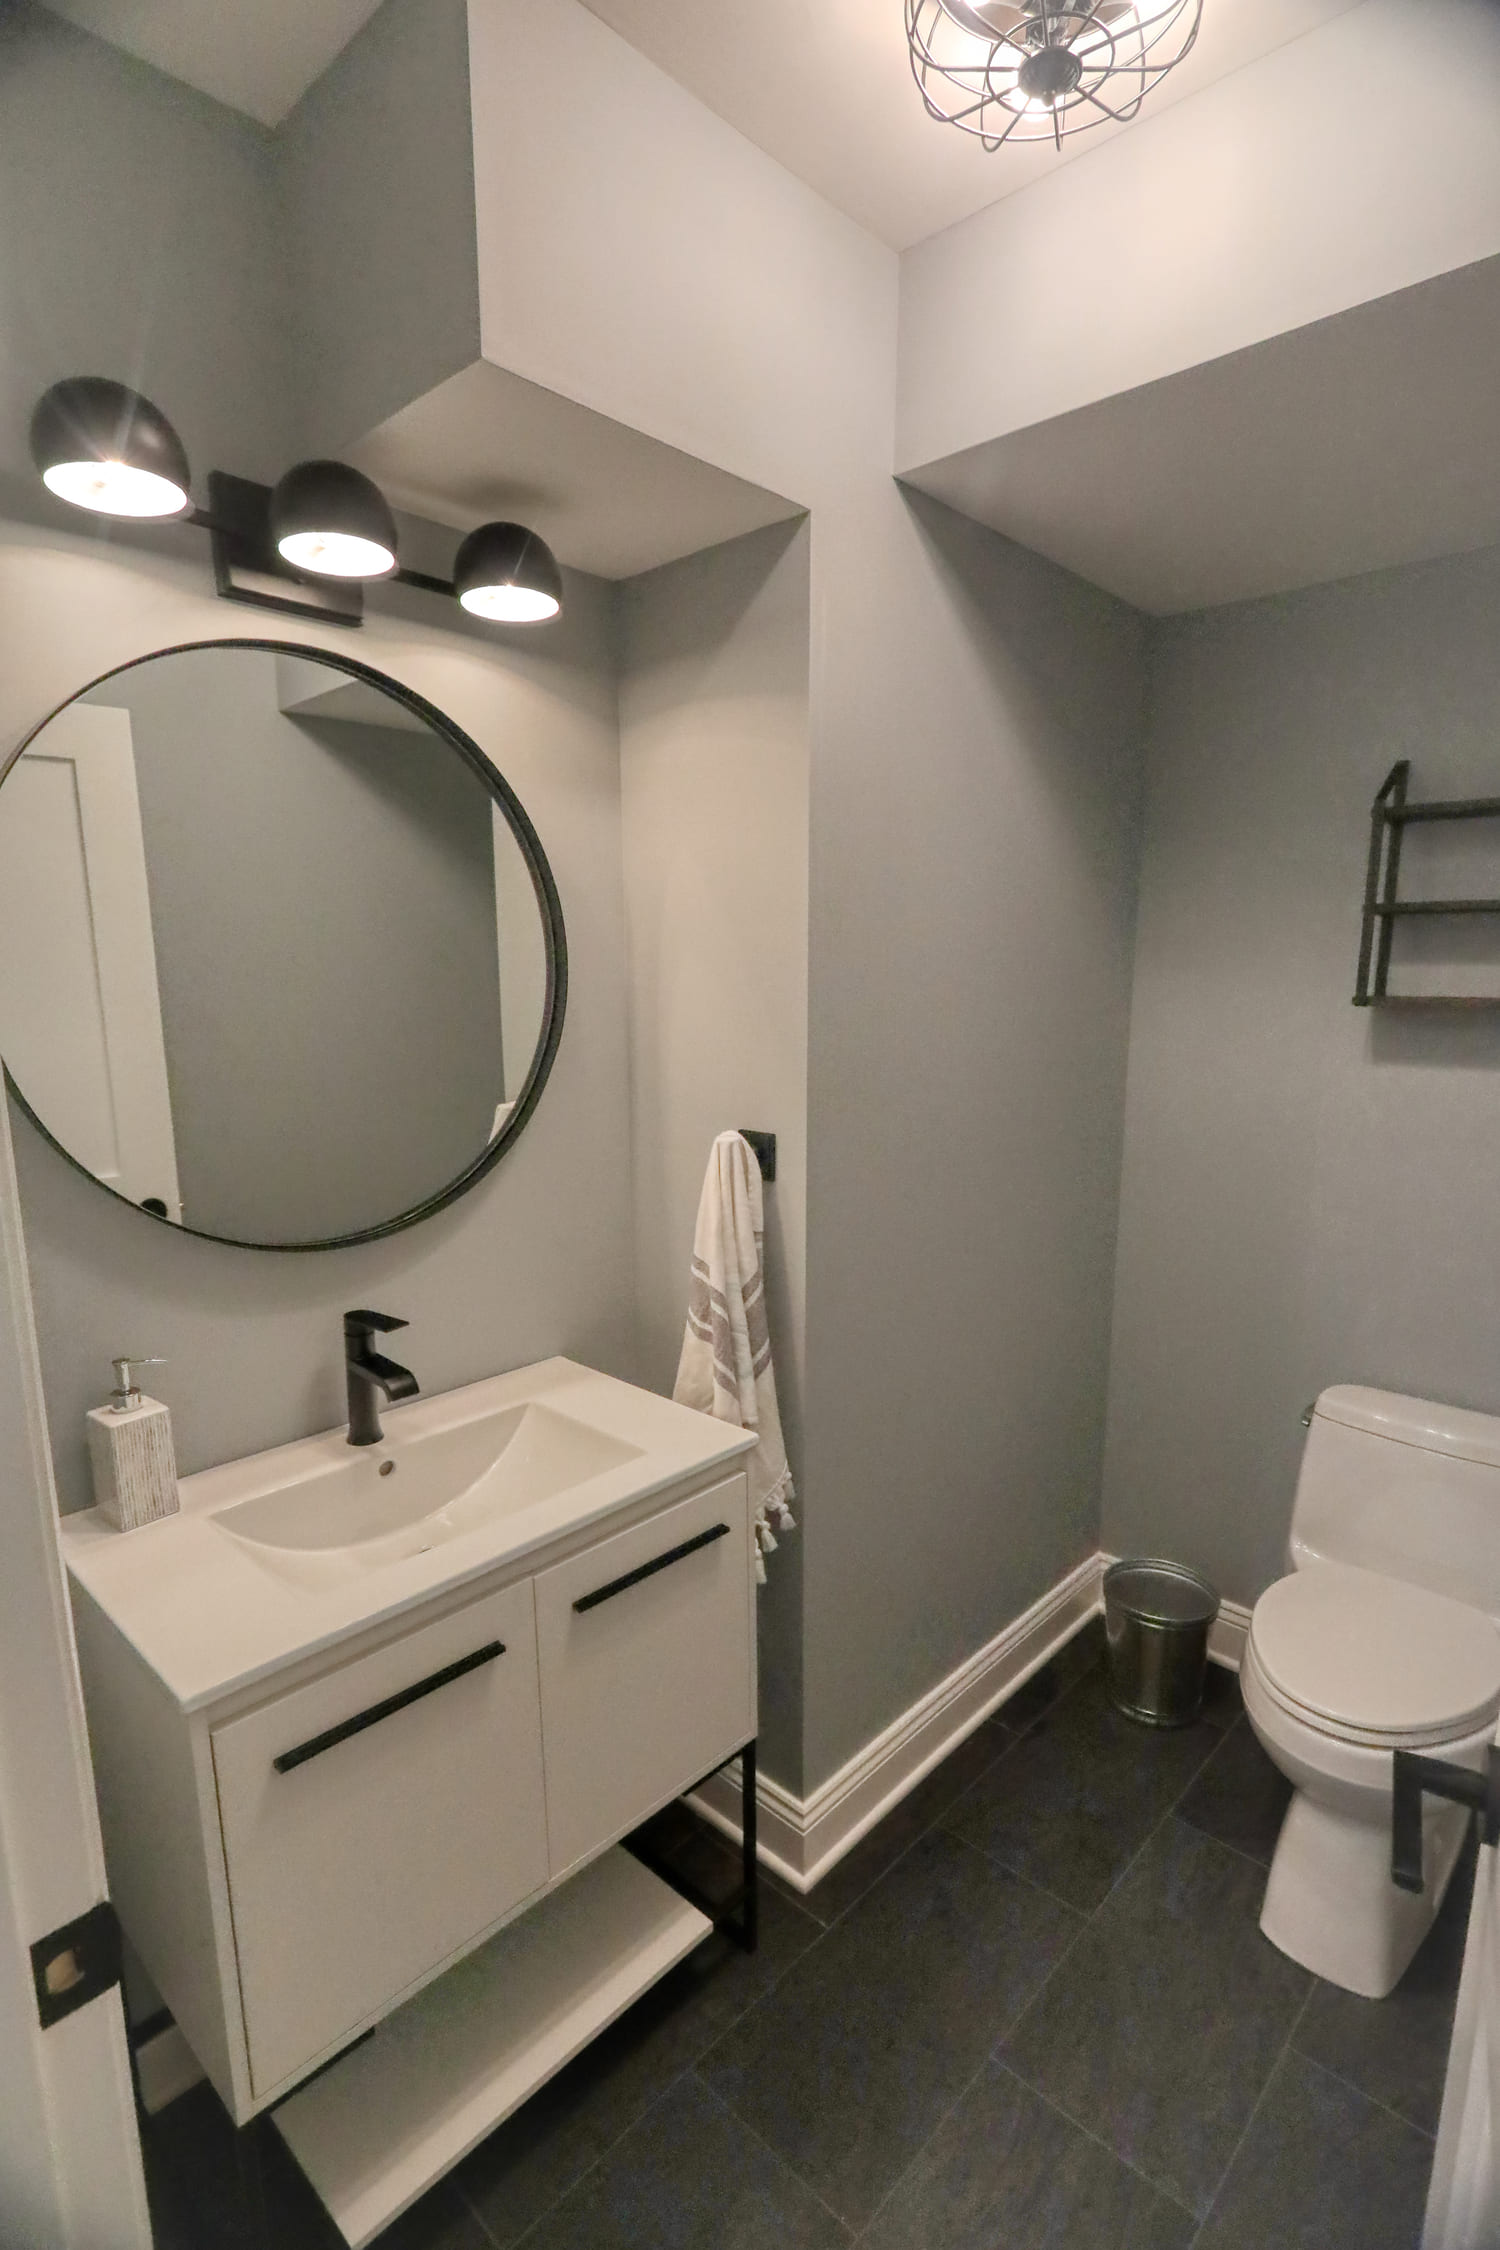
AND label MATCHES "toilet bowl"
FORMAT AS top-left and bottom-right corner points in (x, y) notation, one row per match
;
(1243, 1562), (1500, 1997)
